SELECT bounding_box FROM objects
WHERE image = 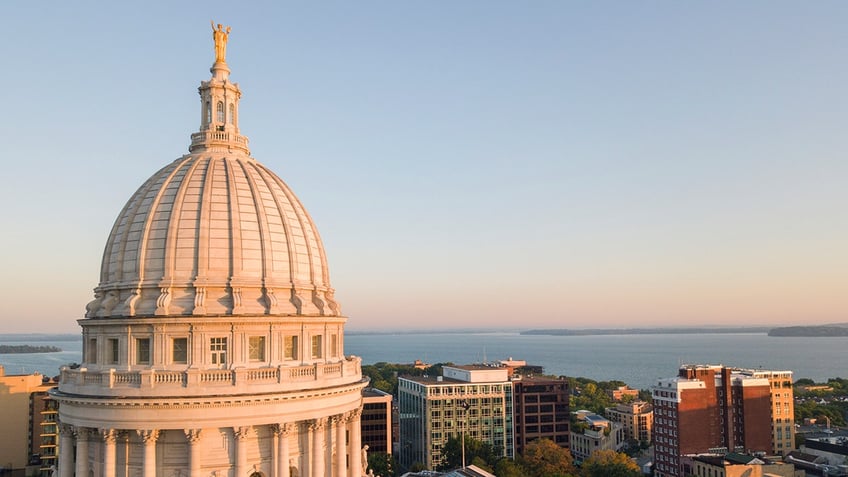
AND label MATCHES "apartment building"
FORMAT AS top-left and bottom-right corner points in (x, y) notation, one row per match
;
(652, 365), (775, 477)
(512, 376), (569, 456)
(398, 365), (514, 470)
(605, 400), (653, 444)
